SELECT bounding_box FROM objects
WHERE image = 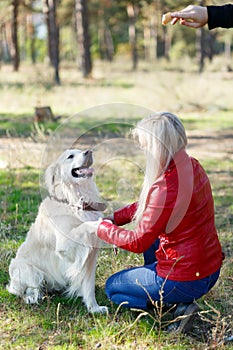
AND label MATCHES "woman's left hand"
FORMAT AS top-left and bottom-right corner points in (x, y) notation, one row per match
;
(80, 219), (103, 234)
